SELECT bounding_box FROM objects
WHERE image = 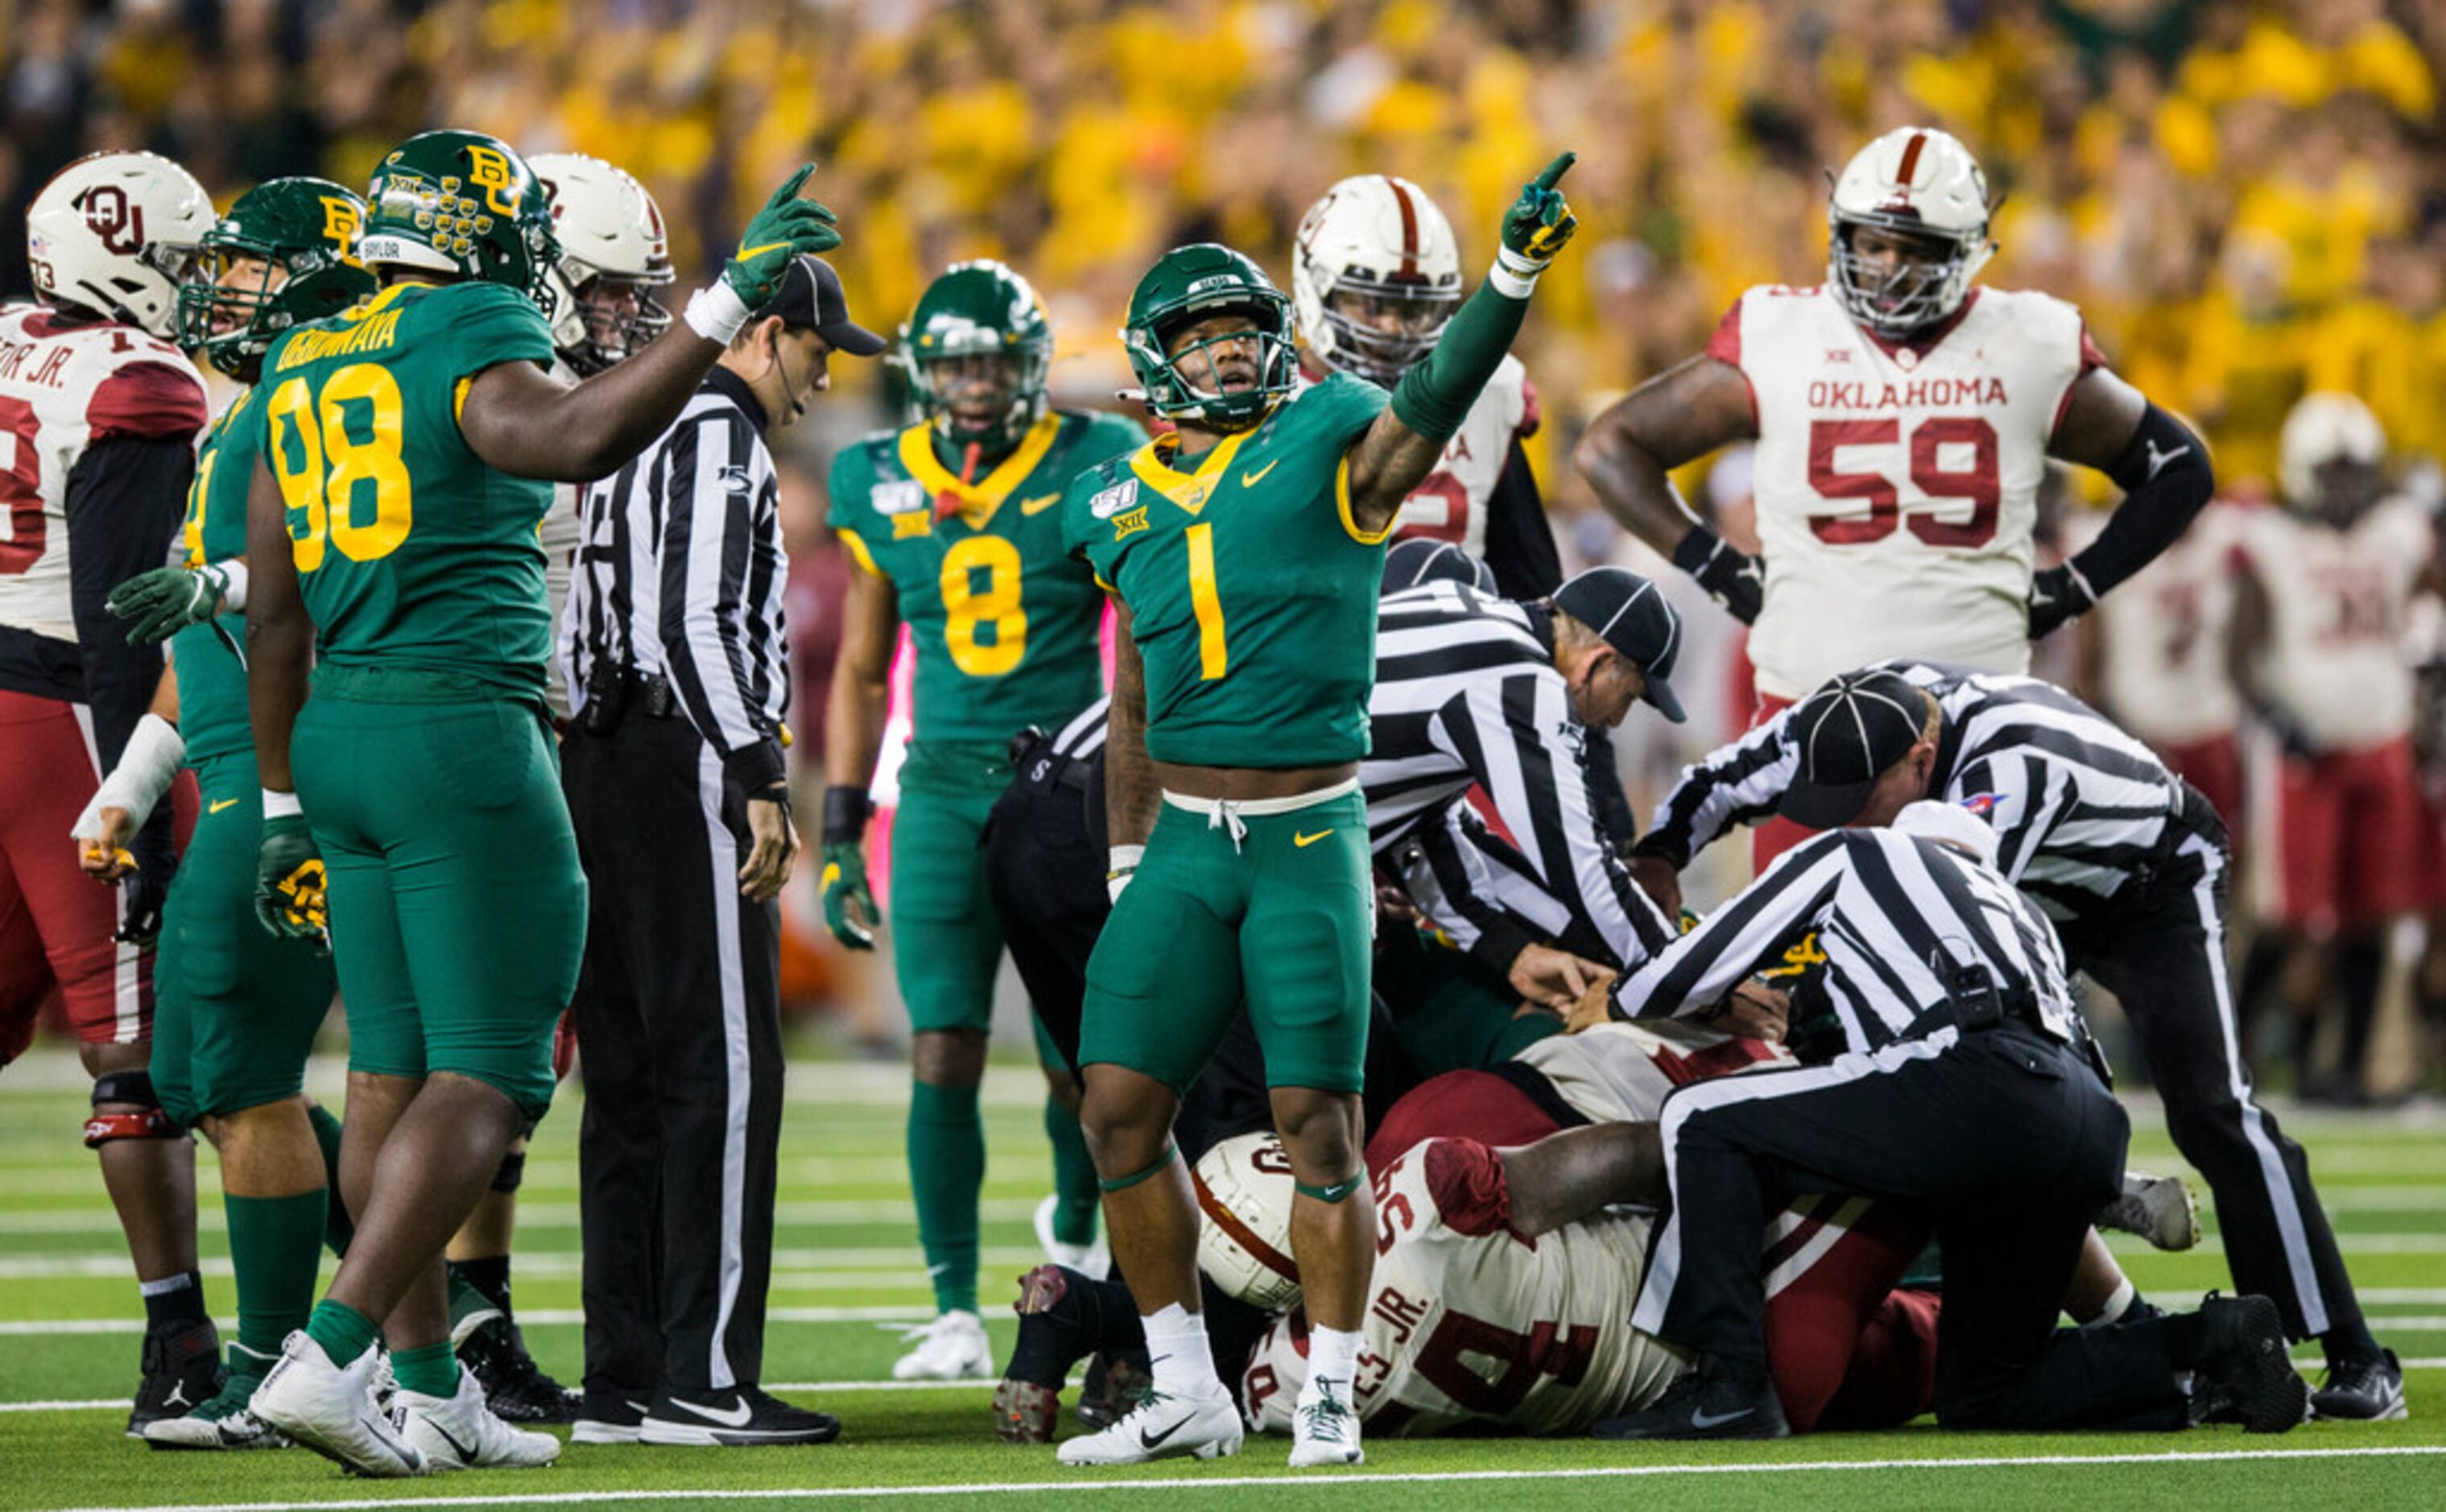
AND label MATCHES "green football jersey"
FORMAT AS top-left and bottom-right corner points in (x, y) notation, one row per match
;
(171, 385), (269, 766)
(257, 279), (556, 700)
(1068, 371), (1390, 767)
(832, 407), (1146, 744)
